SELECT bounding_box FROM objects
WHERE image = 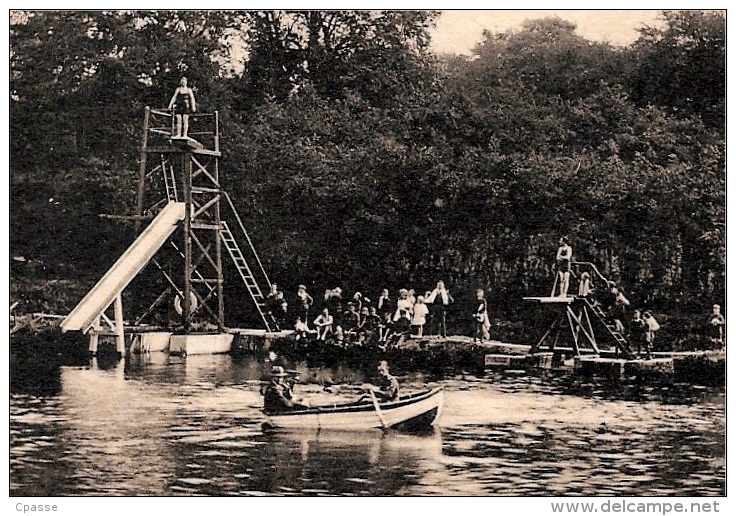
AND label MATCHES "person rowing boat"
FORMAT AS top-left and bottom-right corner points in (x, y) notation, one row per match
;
(360, 360), (400, 403)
